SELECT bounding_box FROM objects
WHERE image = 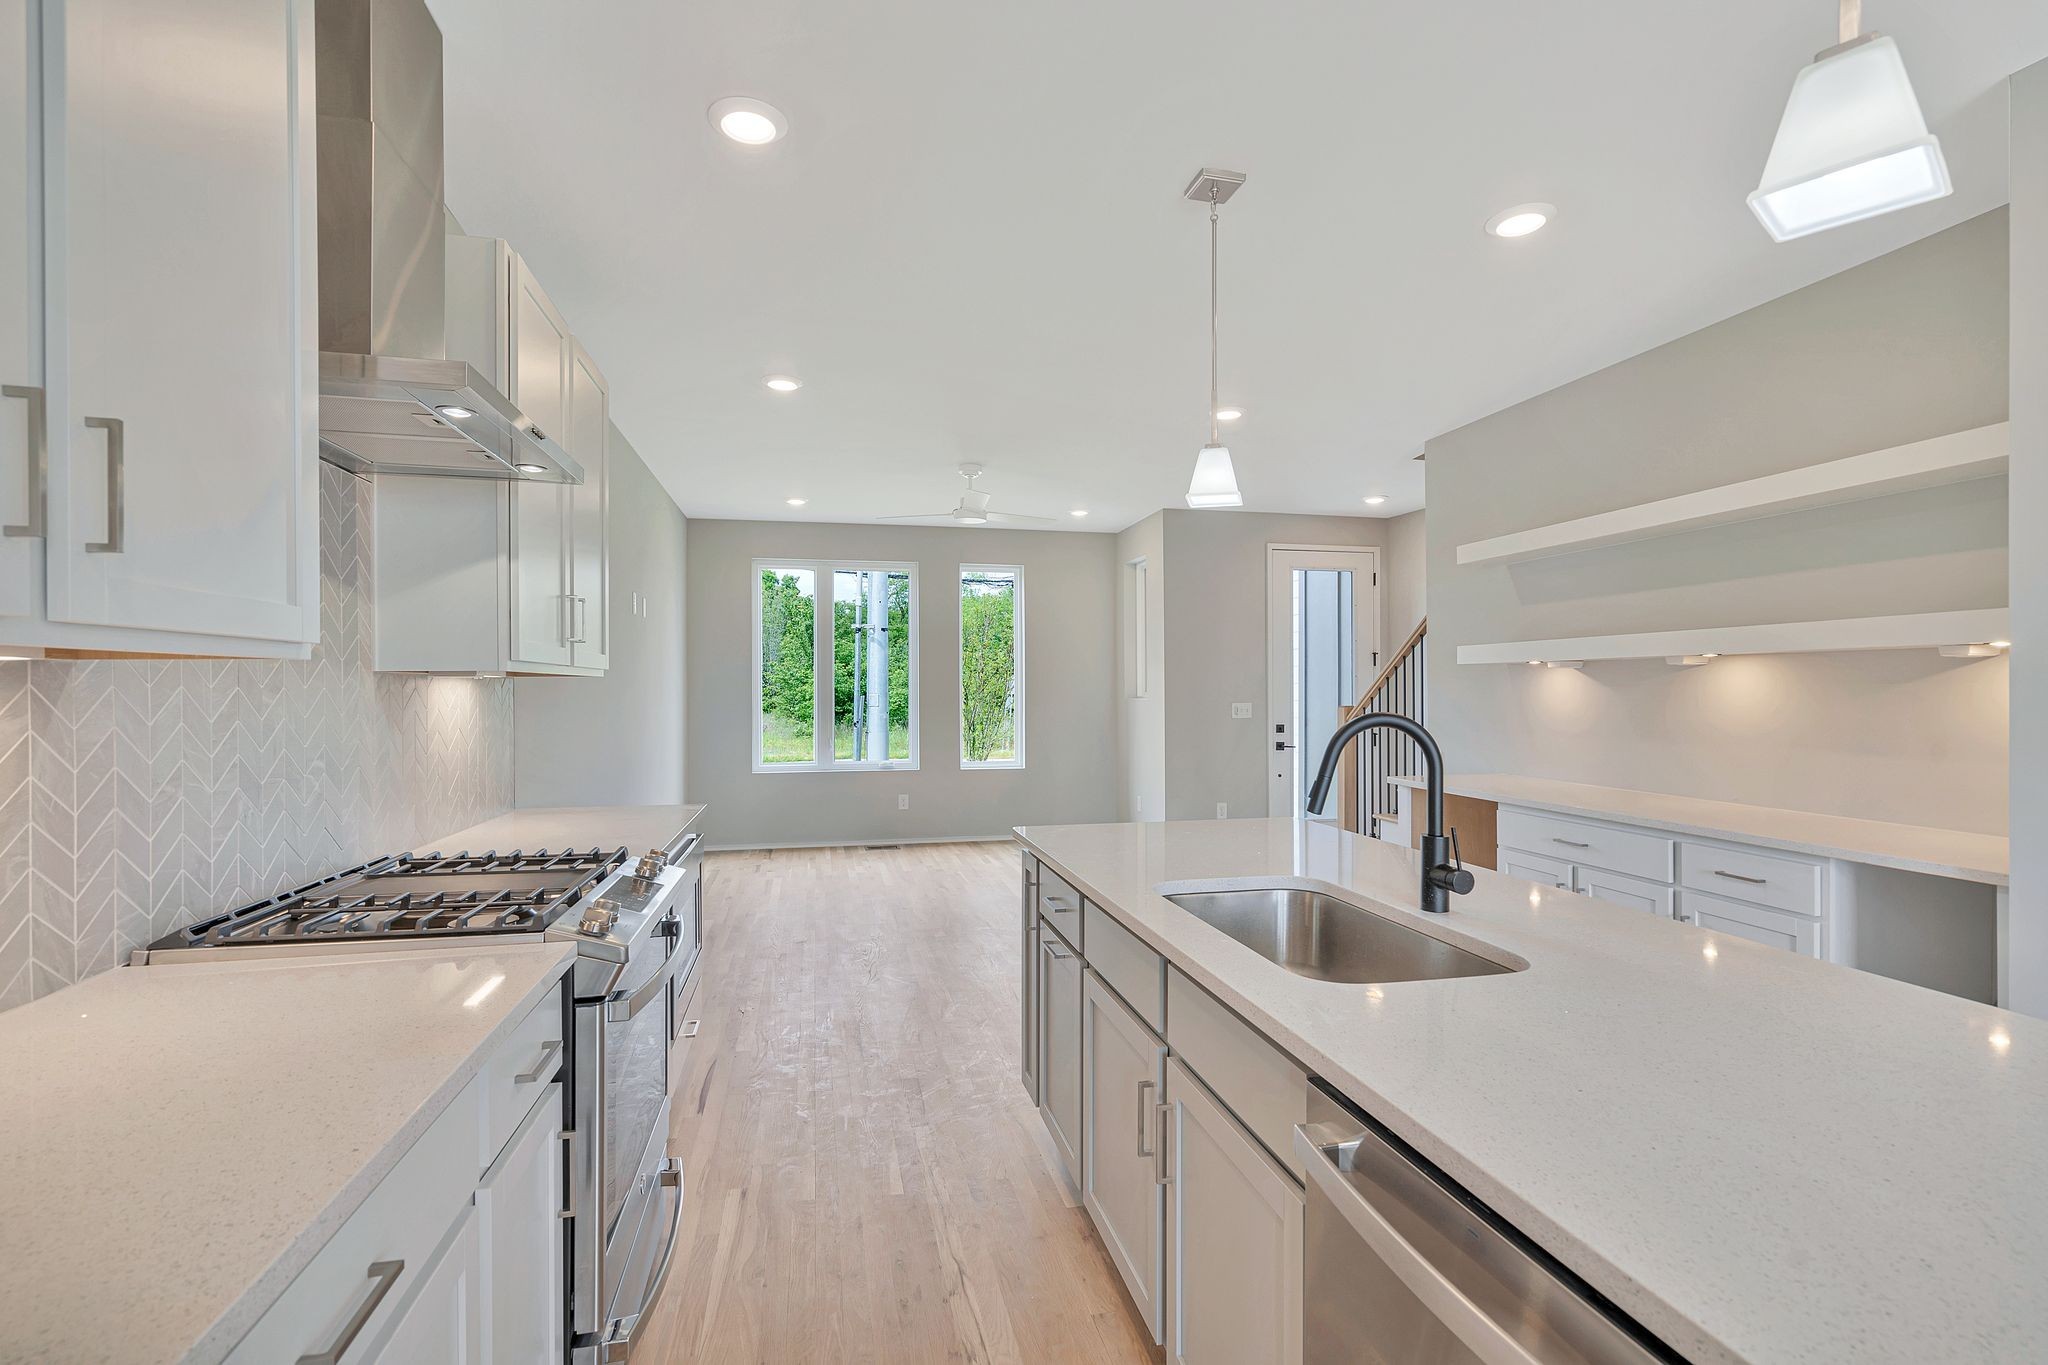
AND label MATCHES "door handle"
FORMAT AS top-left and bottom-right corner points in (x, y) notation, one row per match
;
(1154, 1100), (1171, 1185)
(296, 1259), (405, 1364)
(1137, 1078), (1155, 1156)
(514, 1038), (563, 1084)
(83, 416), (123, 553)
(3, 385), (47, 538)
(568, 594), (588, 644)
